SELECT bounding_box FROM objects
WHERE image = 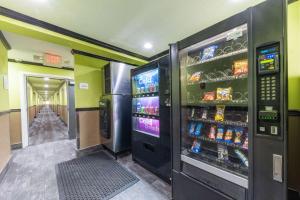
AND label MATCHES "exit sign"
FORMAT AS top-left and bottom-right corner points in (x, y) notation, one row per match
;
(43, 53), (62, 67)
